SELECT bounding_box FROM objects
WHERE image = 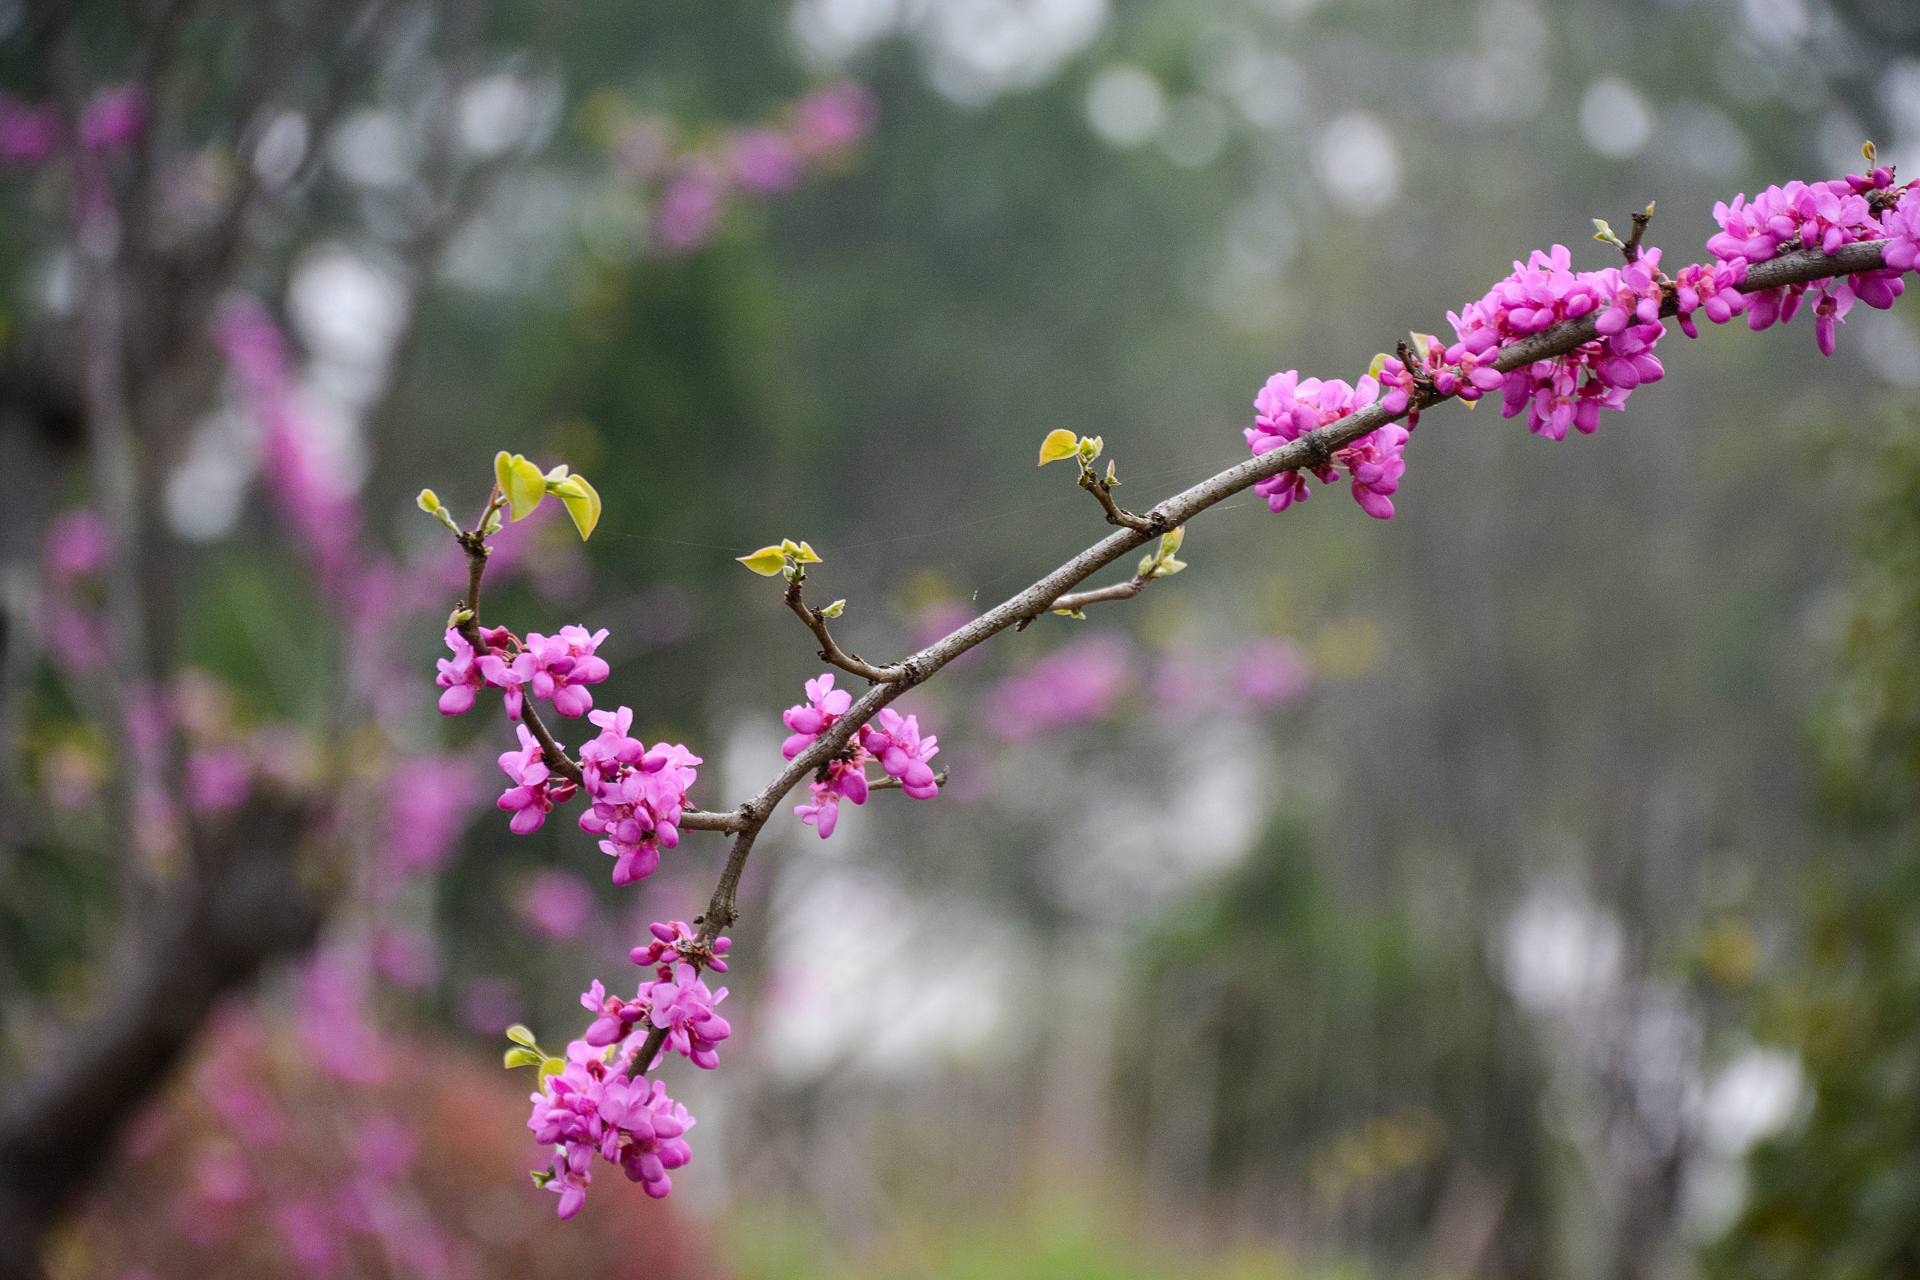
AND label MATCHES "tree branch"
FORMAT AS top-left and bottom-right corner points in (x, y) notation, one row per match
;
(783, 575), (903, 683)
(622, 237), (1905, 1086)
(1077, 465), (1158, 532)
